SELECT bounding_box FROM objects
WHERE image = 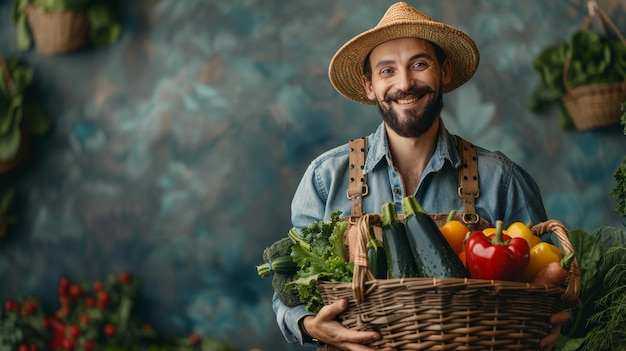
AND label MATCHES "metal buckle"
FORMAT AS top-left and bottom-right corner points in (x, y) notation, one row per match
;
(457, 186), (480, 198)
(346, 184), (369, 199)
(461, 213), (480, 225)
